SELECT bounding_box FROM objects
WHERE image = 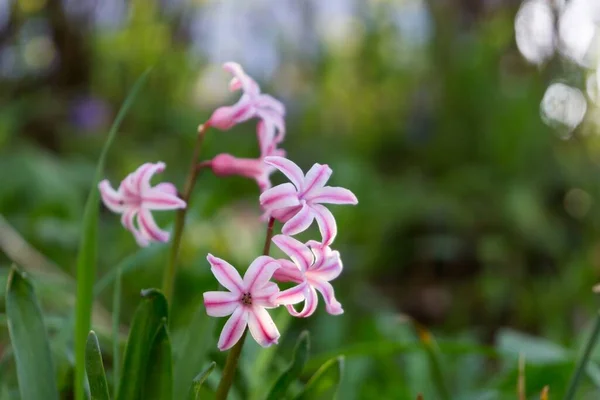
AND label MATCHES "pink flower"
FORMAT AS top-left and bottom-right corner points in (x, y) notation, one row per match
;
(98, 162), (186, 247)
(207, 62), (285, 151)
(271, 235), (343, 317)
(209, 150), (285, 192)
(203, 254), (281, 351)
(259, 156), (358, 245)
